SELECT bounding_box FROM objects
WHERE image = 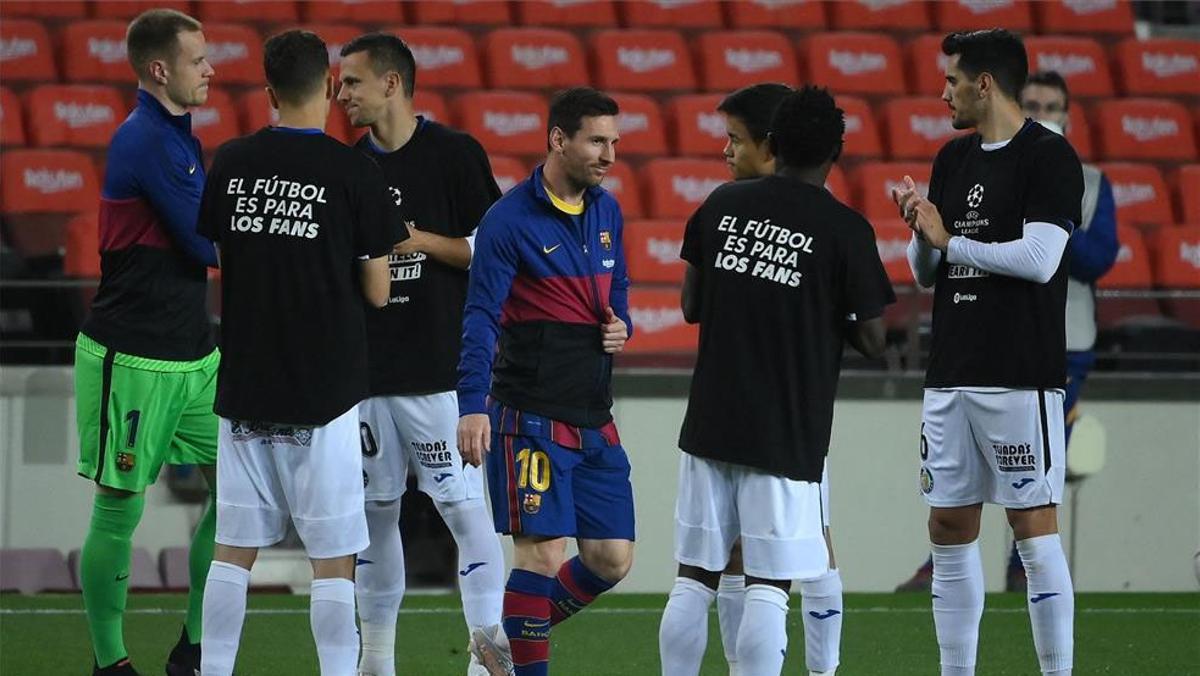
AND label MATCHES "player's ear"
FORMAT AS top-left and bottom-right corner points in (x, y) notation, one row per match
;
(977, 71), (993, 99)
(549, 126), (565, 153)
(149, 59), (169, 86)
(325, 73), (334, 101)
